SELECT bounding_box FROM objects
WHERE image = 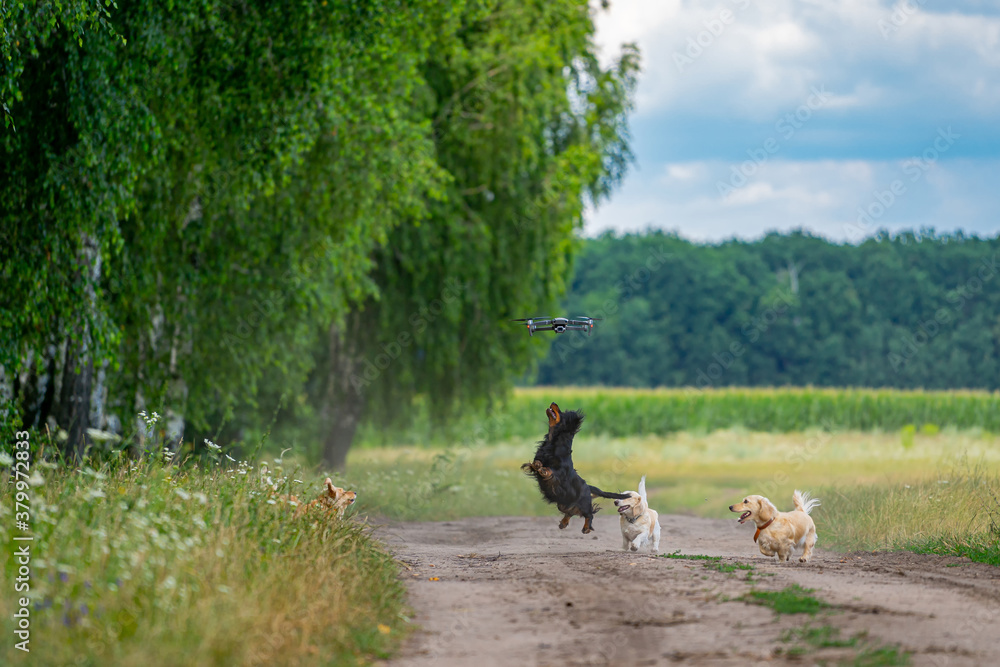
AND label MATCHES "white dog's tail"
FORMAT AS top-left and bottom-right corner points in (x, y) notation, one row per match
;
(793, 490), (820, 515)
(638, 475), (648, 503)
